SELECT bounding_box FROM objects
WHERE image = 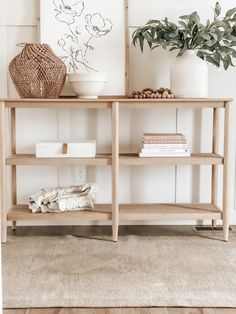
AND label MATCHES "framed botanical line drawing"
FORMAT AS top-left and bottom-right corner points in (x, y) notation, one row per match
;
(39, 0), (127, 95)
